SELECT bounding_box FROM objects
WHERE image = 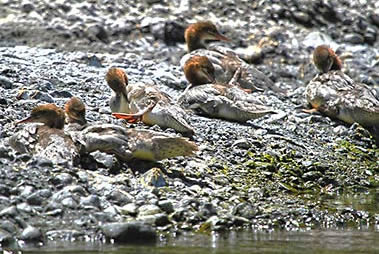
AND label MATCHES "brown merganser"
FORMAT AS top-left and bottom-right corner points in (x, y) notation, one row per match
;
(65, 96), (87, 126)
(9, 104), (79, 165)
(65, 97), (199, 161)
(105, 67), (195, 136)
(9, 99), (198, 163)
(178, 55), (275, 122)
(106, 67), (130, 113)
(180, 21), (280, 93)
(305, 45), (379, 144)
